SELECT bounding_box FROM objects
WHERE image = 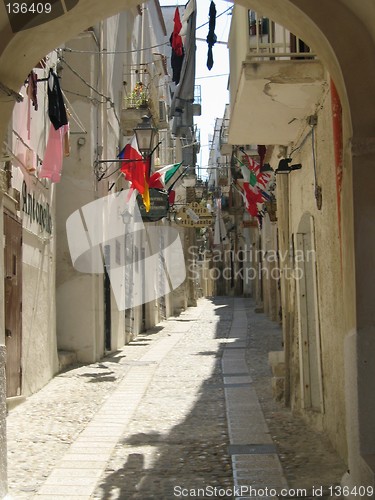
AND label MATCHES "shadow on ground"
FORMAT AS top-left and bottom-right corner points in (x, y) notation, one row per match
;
(93, 297), (234, 500)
